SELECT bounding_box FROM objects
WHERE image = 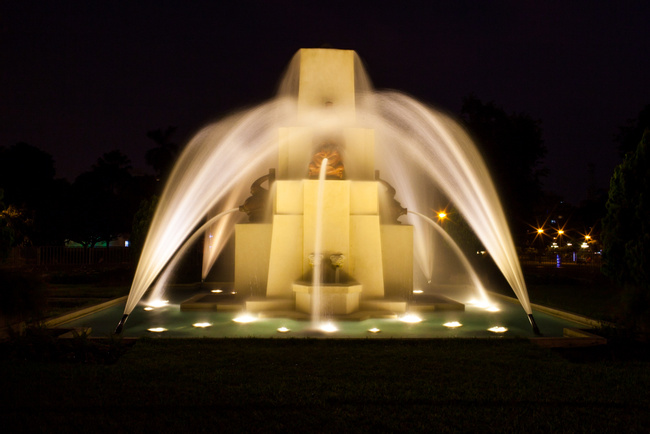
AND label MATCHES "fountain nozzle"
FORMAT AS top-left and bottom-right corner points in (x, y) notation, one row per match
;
(528, 314), (542, 336)
(114, 314), (129, 335)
